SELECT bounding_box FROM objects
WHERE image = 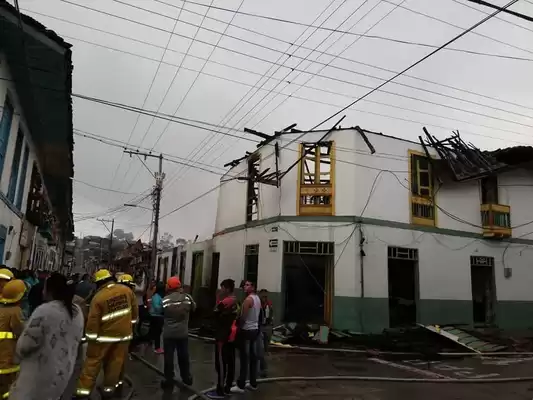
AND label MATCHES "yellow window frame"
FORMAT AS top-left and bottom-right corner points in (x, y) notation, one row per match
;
(296, 141), (335, 216)
(408, 150), (436, 227)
